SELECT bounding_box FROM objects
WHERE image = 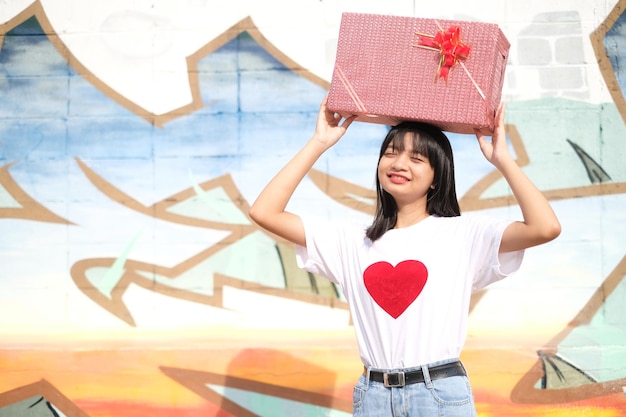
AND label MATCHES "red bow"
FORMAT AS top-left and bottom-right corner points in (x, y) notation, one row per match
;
(416, 26), (470, 82)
